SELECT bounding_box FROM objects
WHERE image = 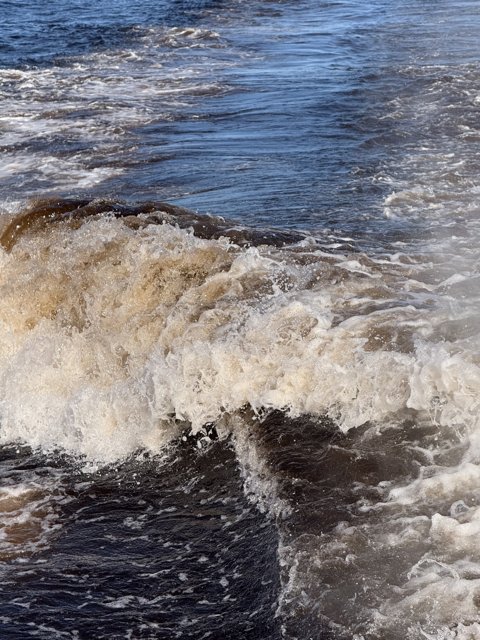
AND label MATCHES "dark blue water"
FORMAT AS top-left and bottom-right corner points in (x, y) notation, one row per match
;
(1, 0), (219, 66)
(4, 0), (477, 236)
(1, 1), (480, 638)
(0, 443), (281, 639)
